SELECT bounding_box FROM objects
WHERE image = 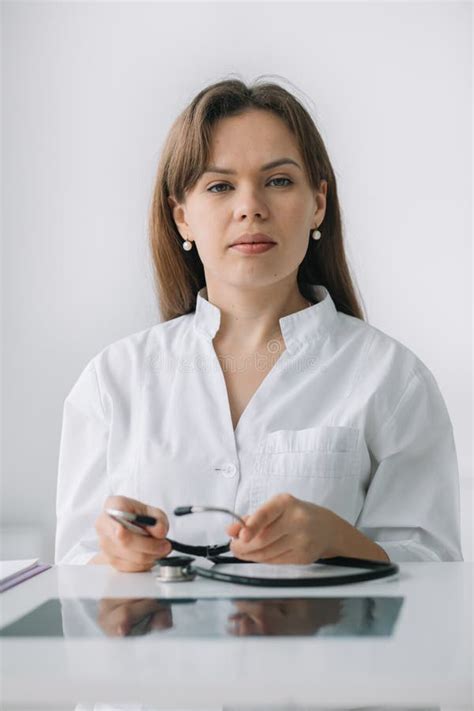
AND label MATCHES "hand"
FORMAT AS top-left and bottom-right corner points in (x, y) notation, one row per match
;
(95, 495), (172, 572)
(226, 493), (337, 564)
(226, 598), (343, 636)
(97, 597), (173, 636)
